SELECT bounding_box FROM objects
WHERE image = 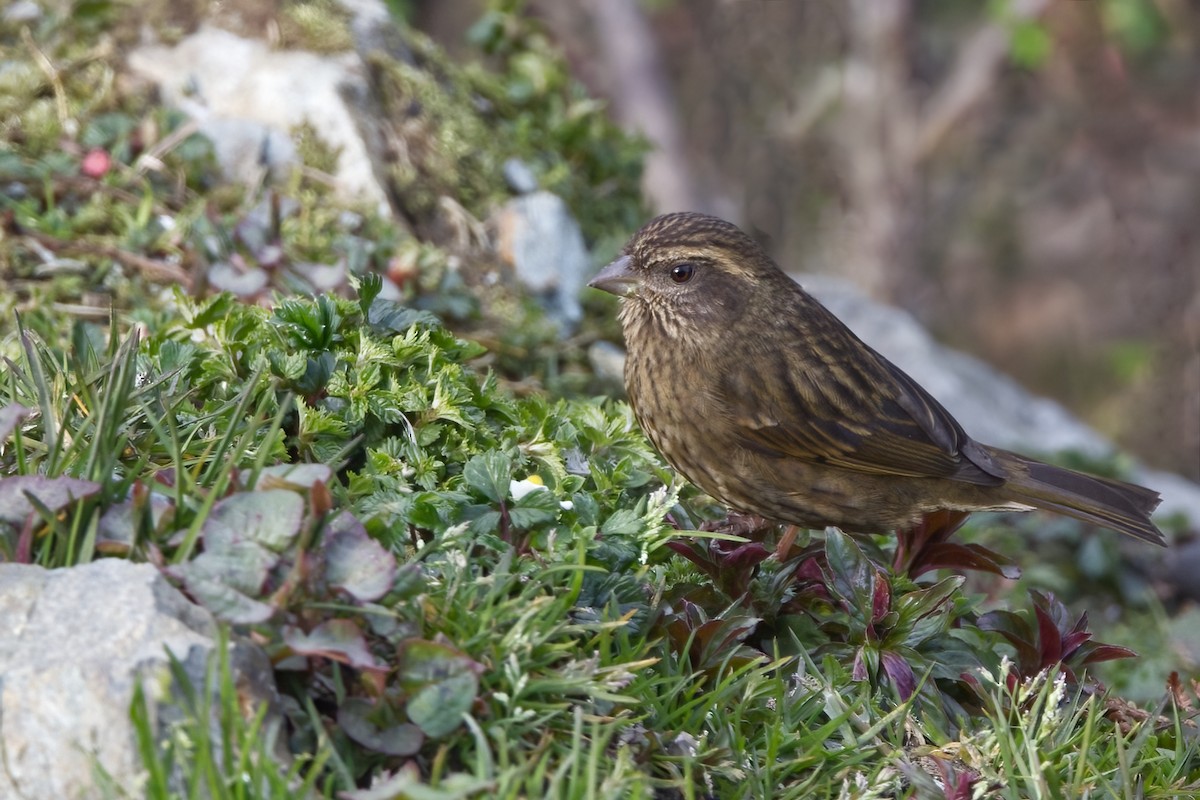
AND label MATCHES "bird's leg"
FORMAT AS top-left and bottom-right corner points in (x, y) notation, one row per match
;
(775, 524), (801, 561)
